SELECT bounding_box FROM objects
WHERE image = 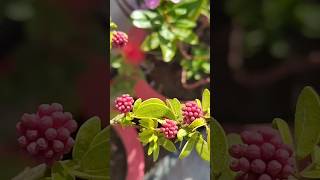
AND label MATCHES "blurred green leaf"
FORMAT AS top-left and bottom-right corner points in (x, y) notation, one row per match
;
(211, 118), (229, 177)
(295, 86), (320, 160)
(179, 133), (198, 159)
(141, 33), (160, 51)
(272, 118), (293, 146)
(73, 117), (101, 161)
(159, 137), (177, 152)
(195, 134), (210, 162)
